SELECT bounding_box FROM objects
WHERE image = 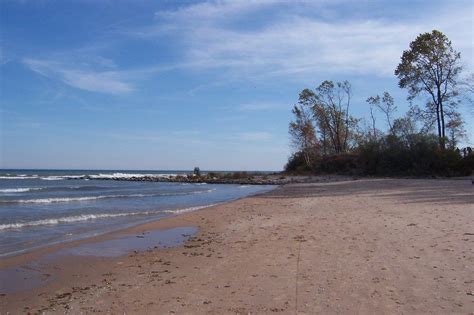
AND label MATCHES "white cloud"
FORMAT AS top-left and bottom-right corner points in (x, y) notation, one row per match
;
(23, 58), (133, 94)
(182, 19), (412, 76)
(21, 1), (474, 93)
(145, 0), (473, 79)
(155, 0), (343, 21)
